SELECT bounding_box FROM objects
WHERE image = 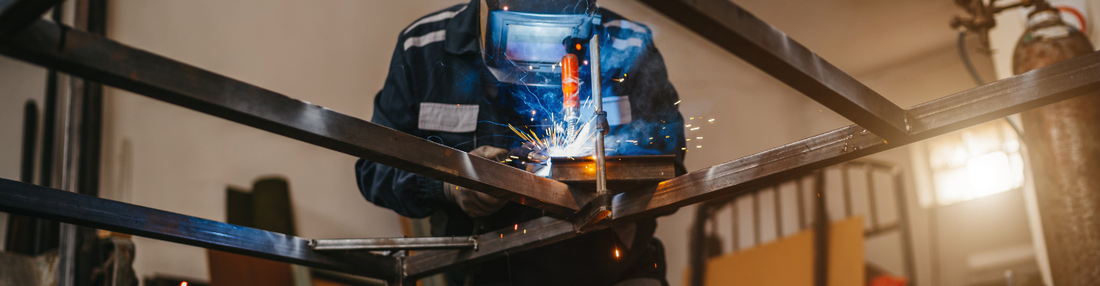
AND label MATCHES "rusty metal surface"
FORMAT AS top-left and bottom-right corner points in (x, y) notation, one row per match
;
(638, 0), (910, 142)
(1014, 14), (1100, 284)
(0, 19), (581, 214)
(550, 155), (676, 192)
